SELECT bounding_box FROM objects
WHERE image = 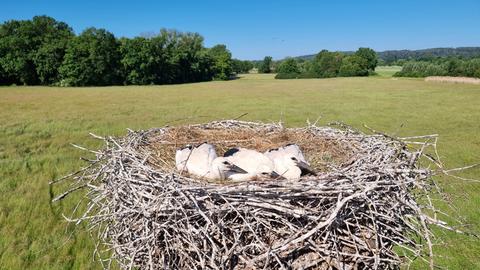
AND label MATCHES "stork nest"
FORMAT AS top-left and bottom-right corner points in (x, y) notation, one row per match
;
(52, 120), (455, 269)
